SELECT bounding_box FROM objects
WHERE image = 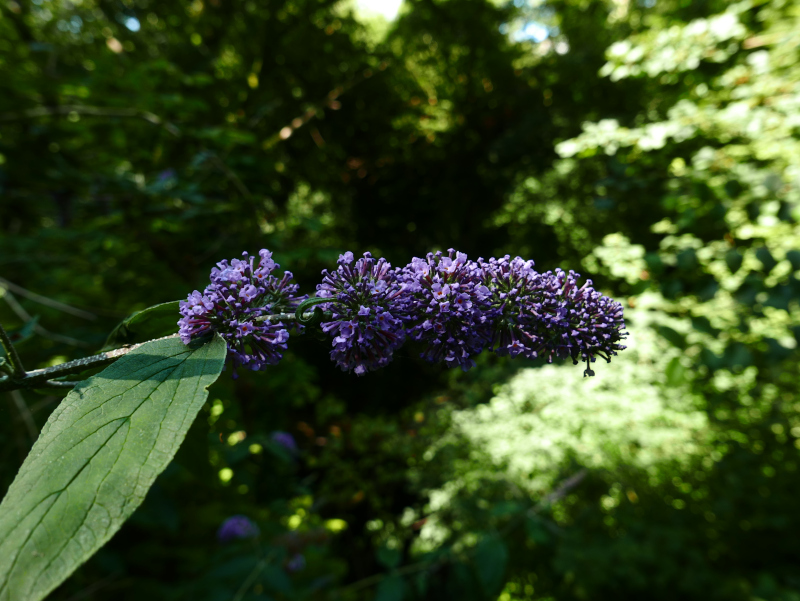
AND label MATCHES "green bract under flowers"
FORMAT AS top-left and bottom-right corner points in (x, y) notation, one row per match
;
(179, 248), (627, 376)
